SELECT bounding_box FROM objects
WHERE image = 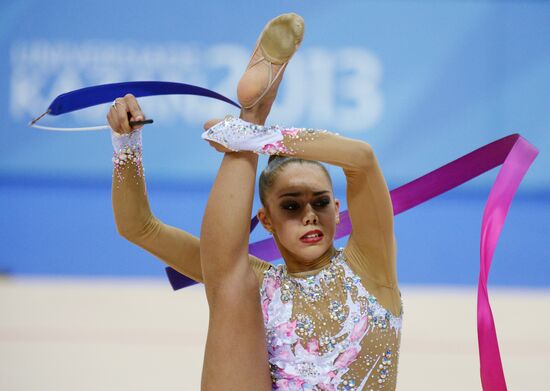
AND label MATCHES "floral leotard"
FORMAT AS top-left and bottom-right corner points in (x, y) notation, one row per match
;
(261, 248), (402, 391)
